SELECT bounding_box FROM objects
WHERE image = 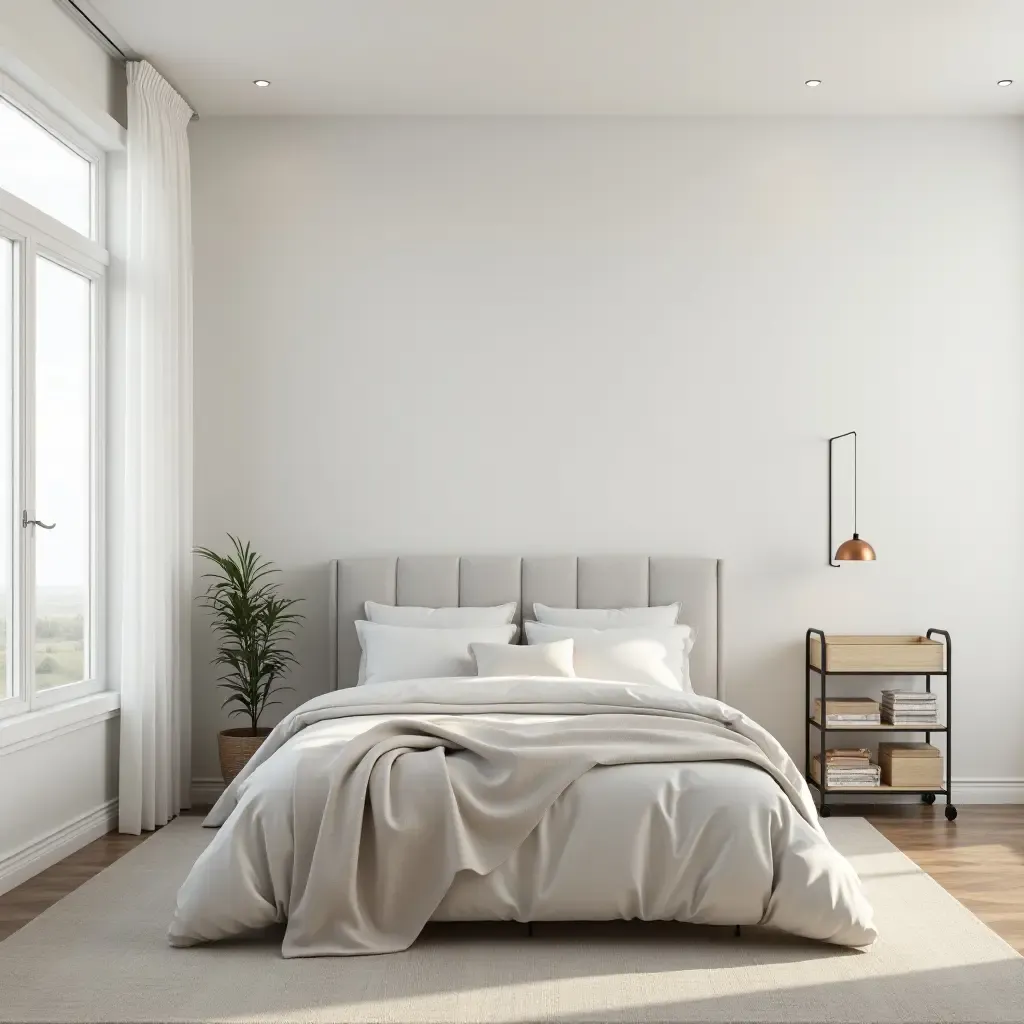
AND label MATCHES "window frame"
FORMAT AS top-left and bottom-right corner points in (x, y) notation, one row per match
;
(0, 73), (105, 247)
(0, 82), (108, 722)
